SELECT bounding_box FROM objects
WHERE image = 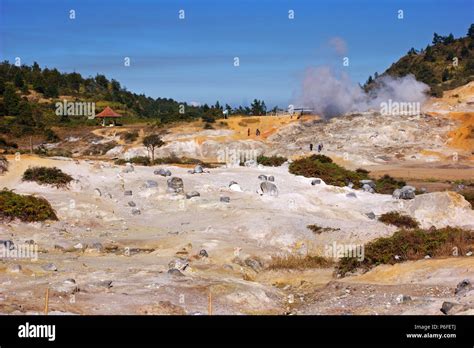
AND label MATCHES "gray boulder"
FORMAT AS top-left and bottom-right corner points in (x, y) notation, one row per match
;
(455, 279), (472, 296)
(366, 212), (376, 220)
(154, 168), (172, 177)
(124, 190), (132, 196)
(186, 191), (200, 199)
(362, 184), (375, 193)
(167, 177), (184, 193)
(128, 201), (136, 207)
(258, 175), (267, 181)
(311, 179), (321, 185)
(258, 181), (279, 196)
(346, 192), (357, 198)
(393, 186), (416, 200)
(42, 263), (58, 272)
(193, 165), (203, 174)
(220, 196), (230, 203)
(360, 179), (375, 188)
(268, 176), (275, 182)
